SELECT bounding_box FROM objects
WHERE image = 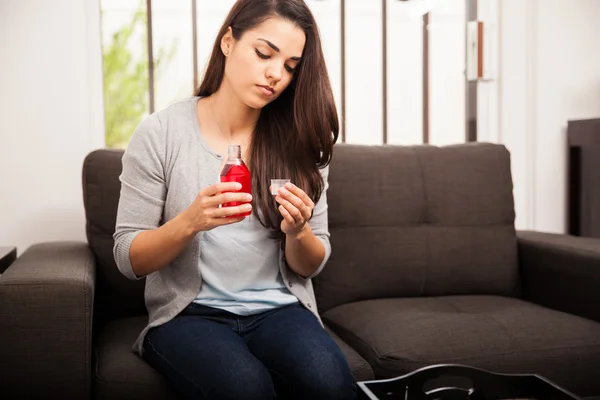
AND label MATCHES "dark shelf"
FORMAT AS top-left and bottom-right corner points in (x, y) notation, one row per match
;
(567, 118), (600, 238)
(0, 246), (17, 274)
